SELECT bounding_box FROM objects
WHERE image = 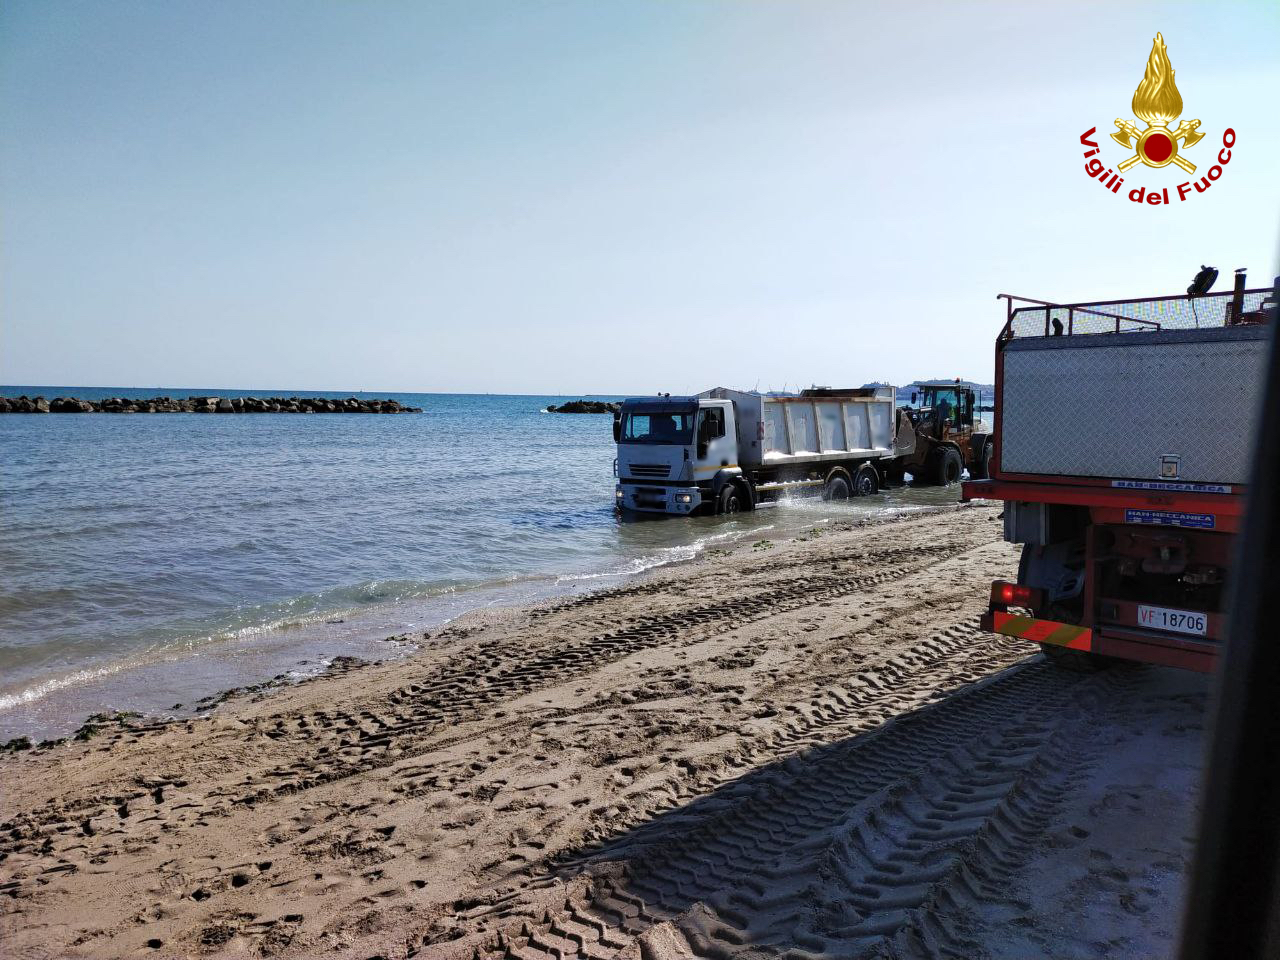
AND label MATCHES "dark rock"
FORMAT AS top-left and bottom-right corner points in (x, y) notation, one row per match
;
(2, 393), (424, 415)
(50, 396), (93, 412)
(547, 400), (619, 414)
